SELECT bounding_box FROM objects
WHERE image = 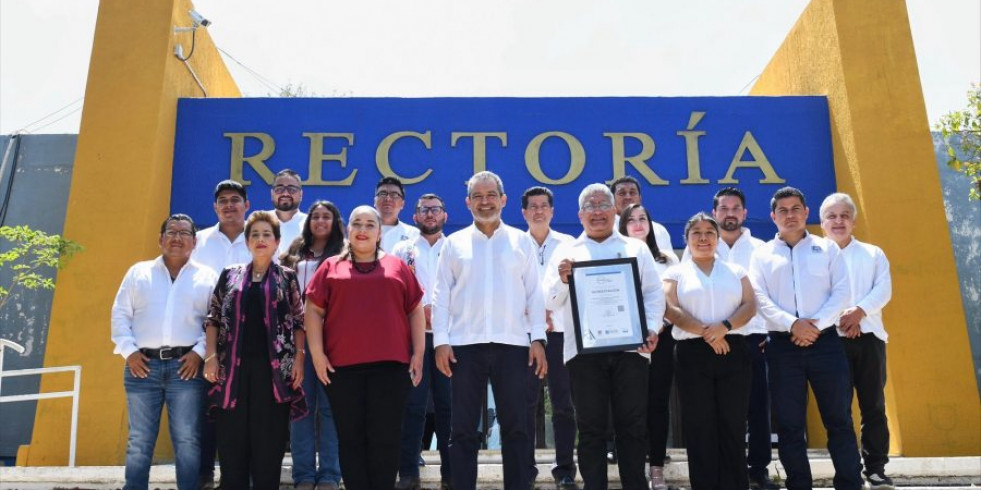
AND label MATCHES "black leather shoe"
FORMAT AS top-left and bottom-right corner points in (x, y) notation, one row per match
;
(394, 475), (422, 490)
(749, 473), (780, 490)
(555, 475), (578, 490)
